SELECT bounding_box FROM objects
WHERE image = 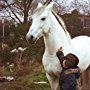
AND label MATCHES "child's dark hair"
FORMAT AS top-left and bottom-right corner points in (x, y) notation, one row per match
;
(64, 53), (79, 67)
